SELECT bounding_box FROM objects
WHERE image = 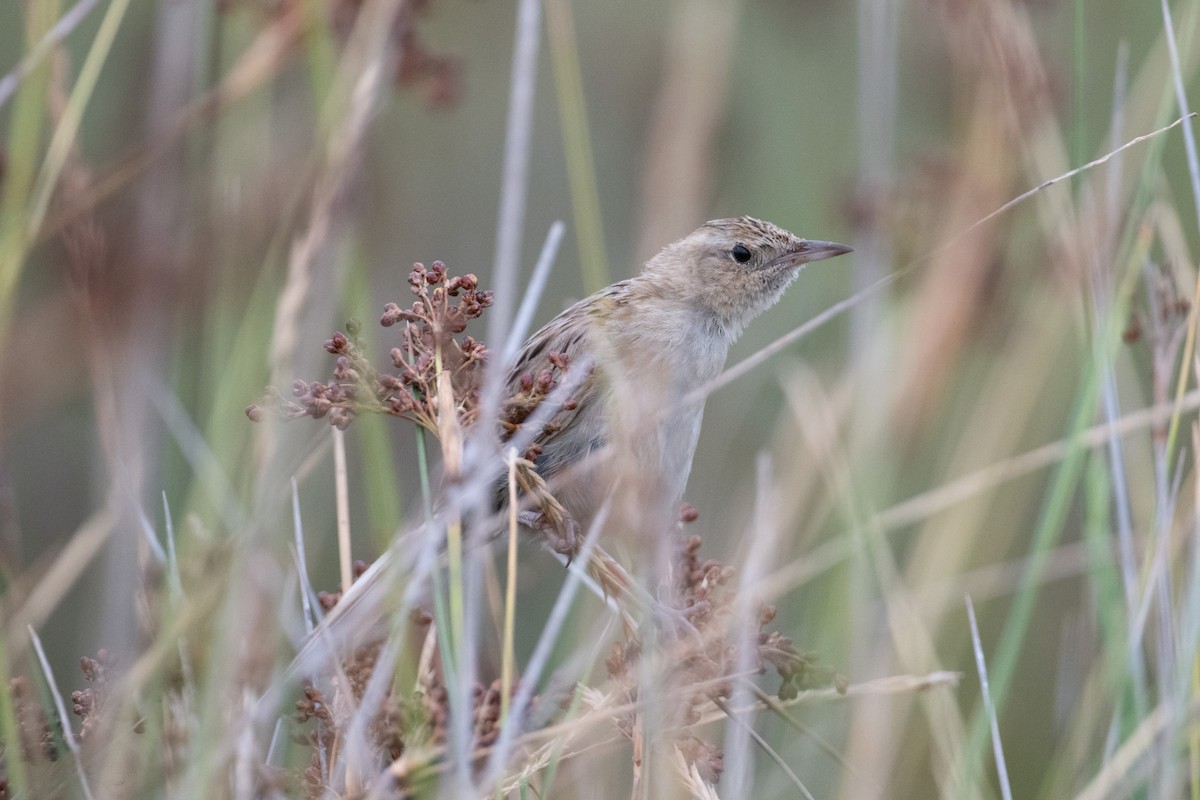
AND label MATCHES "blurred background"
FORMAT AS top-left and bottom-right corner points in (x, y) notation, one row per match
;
(1, 0), (1199, 797)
